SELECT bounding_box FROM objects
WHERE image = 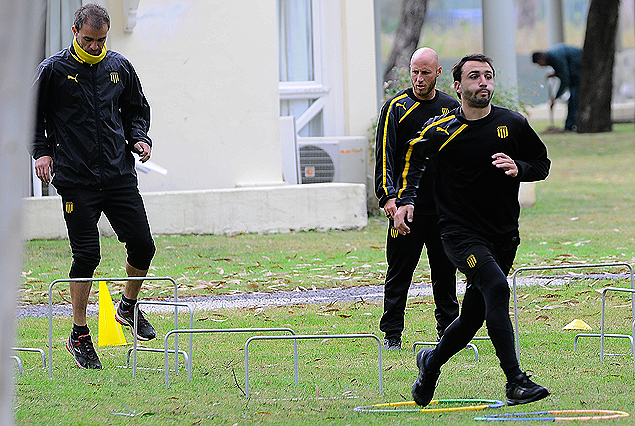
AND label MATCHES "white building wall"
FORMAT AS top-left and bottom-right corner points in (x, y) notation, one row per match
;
(341, 0), (379, 137)
(106, 0), (283, 192)
(23, 0), (377, 239)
